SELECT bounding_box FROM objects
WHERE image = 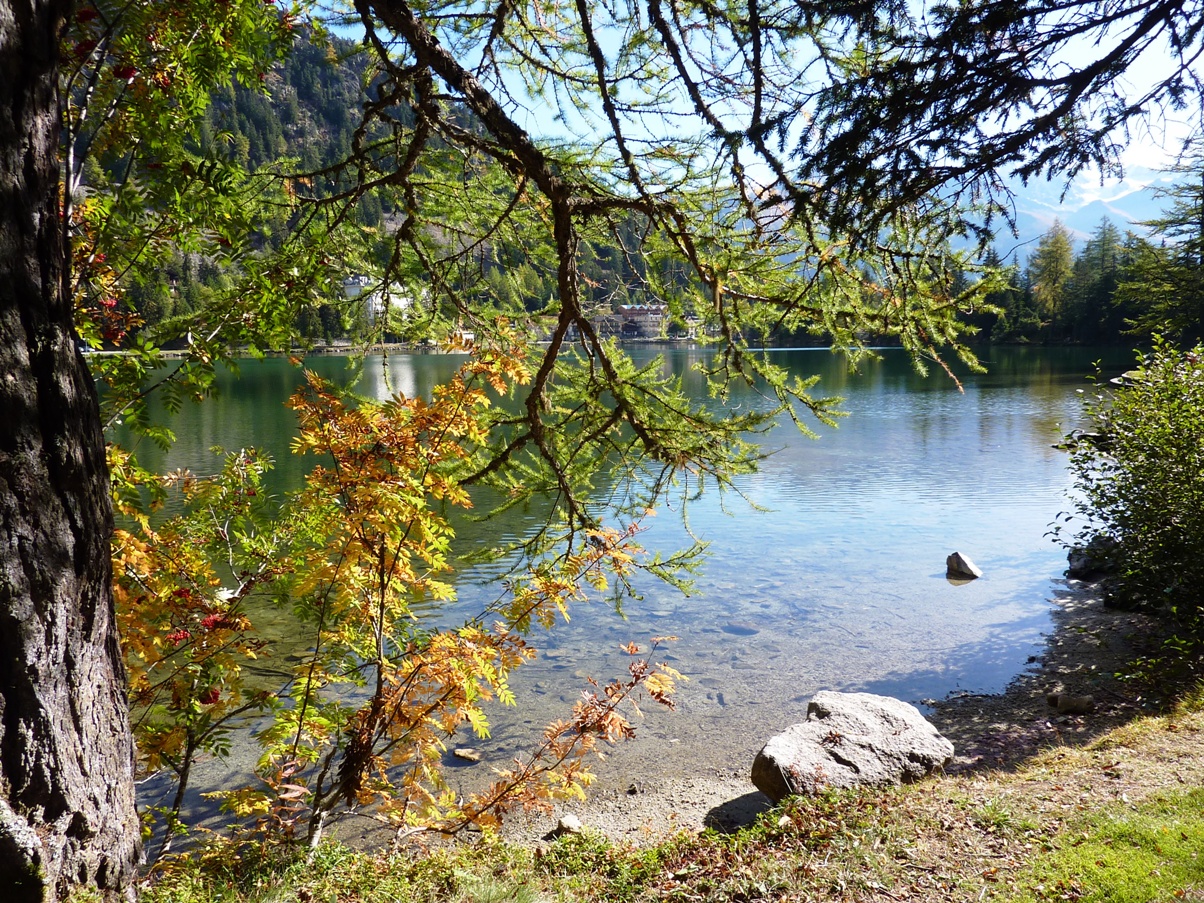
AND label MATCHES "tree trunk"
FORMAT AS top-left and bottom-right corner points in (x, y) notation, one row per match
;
(0, 0), (142, 898)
